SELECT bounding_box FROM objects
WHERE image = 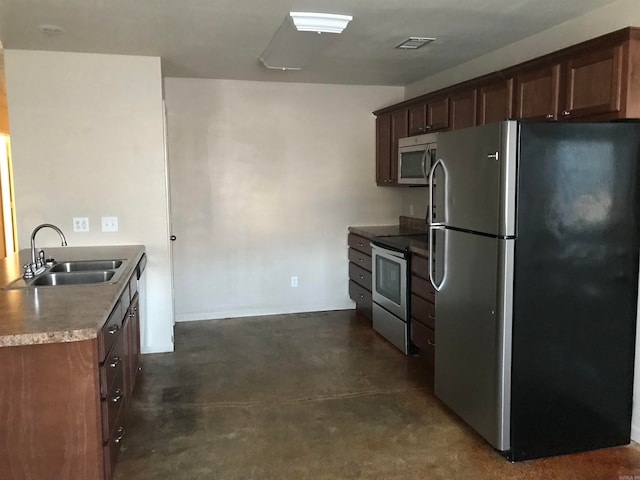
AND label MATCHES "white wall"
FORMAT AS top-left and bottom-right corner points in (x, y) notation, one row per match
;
(406, 0), (640, 98)
(4, 50), (174, 353)
(165, 78), (404, 321)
